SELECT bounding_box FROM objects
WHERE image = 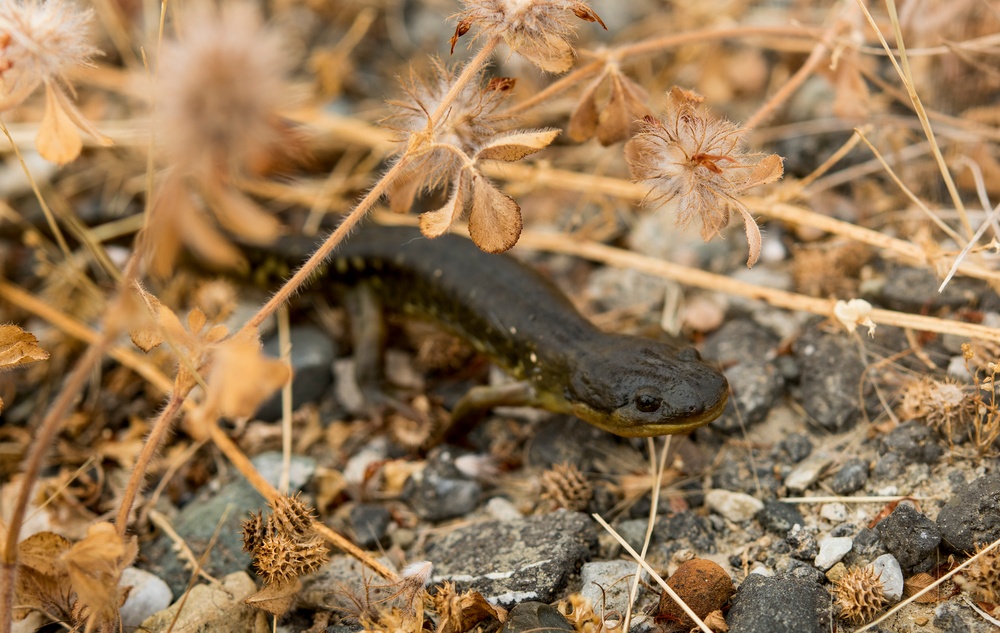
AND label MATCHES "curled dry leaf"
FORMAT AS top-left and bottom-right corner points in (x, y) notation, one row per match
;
(14, 532), (75, 622)
(569, 68), (651, 145)
(904, 572), (945, 603)
(37, 83), (82, 165)
(0, 324), (49, 371)
(467, 172), (522, 253)
(476, 129), (560, 162)
(420, 183), (466, 239)
(245, 578), (301, 617)
(61, 522), (137, 630)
